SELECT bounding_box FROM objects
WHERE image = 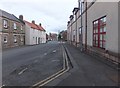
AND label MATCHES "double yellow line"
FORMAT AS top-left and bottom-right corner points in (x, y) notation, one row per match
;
(31, 45), (70, 88)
